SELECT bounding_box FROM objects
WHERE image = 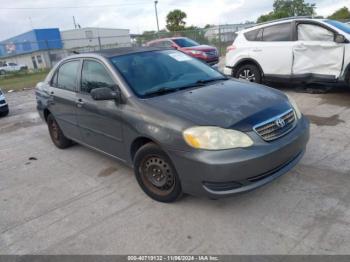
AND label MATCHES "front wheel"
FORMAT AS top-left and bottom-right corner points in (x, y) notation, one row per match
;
(47, 114), (73, 149)
(0, 109), (9, 117)
(234, 64), (262, 83)
(134, 143), (183, 203)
